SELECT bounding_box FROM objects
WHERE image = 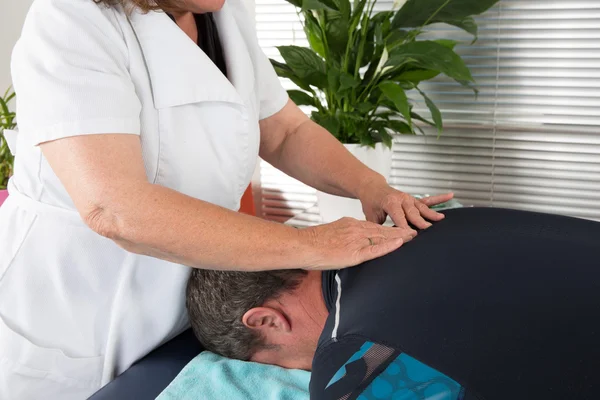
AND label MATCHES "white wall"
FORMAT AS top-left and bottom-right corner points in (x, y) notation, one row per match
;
(0, 0), (32, 92)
